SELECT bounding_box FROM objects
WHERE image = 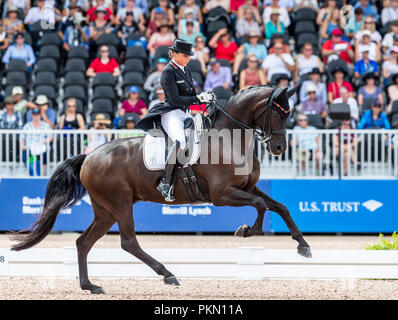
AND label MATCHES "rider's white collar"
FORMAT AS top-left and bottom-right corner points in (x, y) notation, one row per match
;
(172, 59), (185, 73)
